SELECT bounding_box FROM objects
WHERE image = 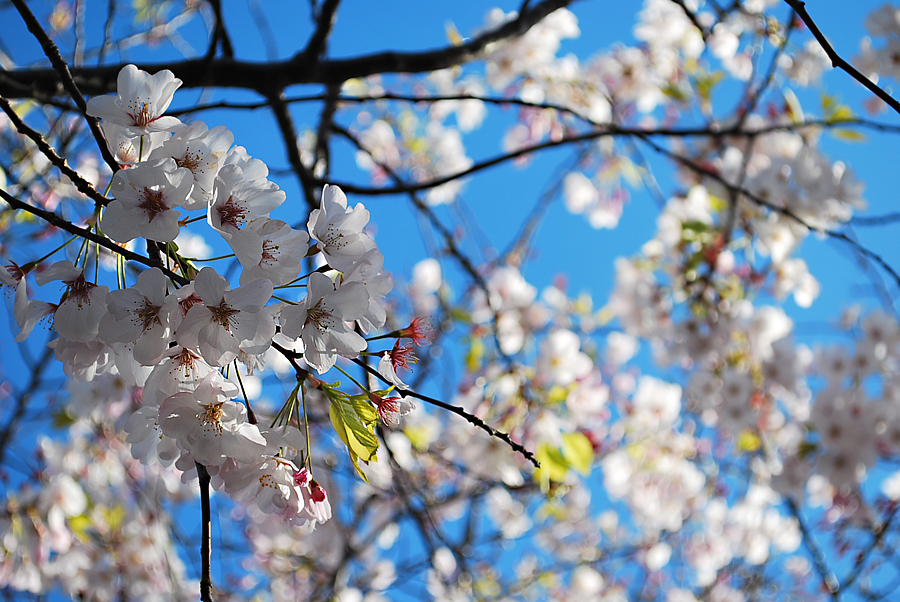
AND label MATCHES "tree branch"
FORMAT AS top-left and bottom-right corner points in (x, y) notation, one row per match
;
(784, 0), (900, 117)
(0, 0), (573, 98)
(350, 357), (541, 468)
(9, 0), (118, 171)
(0, 188), (189, 285)
(303, 0), (341, 61)
(0, 96), (109, 207)
(197, 462), (213, 602)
